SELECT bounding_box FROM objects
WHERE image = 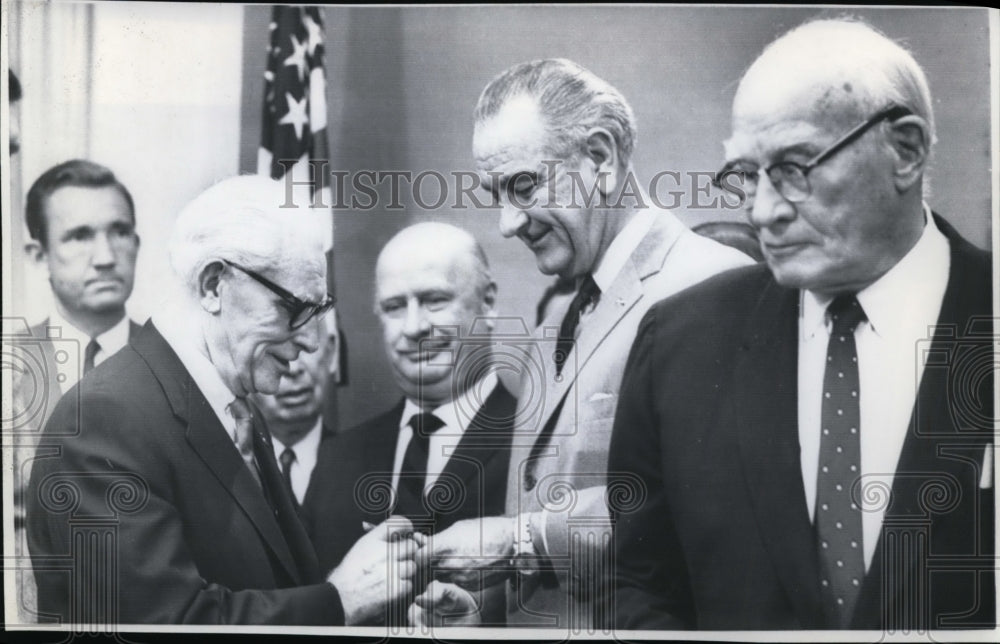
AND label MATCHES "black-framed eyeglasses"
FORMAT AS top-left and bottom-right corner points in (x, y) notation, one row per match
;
(223, 260), (335, 330)
(714, 104), (913, 205)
